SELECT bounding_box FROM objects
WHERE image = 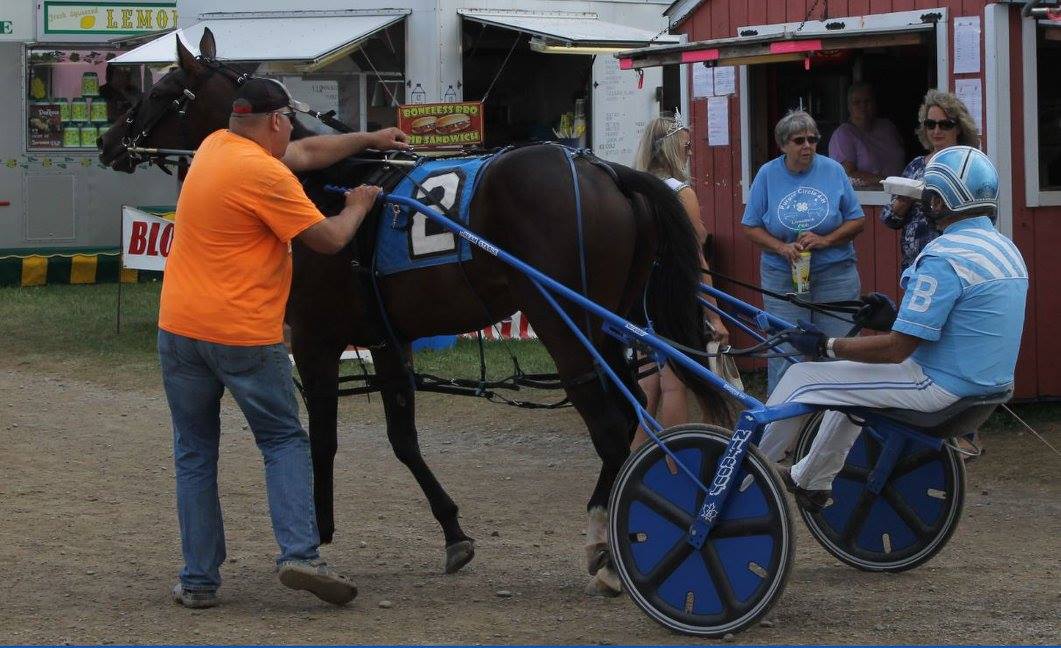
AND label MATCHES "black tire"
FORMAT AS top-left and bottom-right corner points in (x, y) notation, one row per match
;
(609, 424), (794, 637)
(792, 412), (966, 572)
